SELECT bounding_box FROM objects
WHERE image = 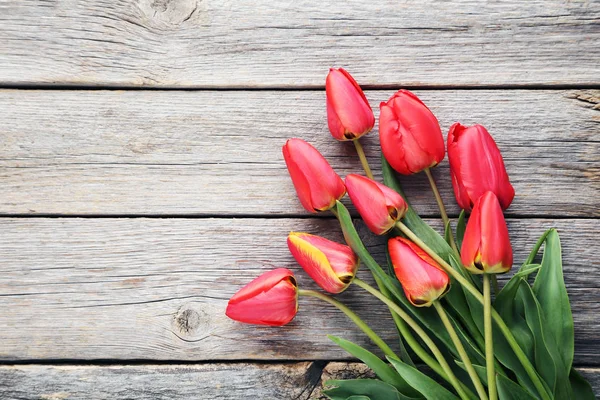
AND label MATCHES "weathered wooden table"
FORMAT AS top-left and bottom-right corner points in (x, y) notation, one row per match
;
(0, 1), (599, 398)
